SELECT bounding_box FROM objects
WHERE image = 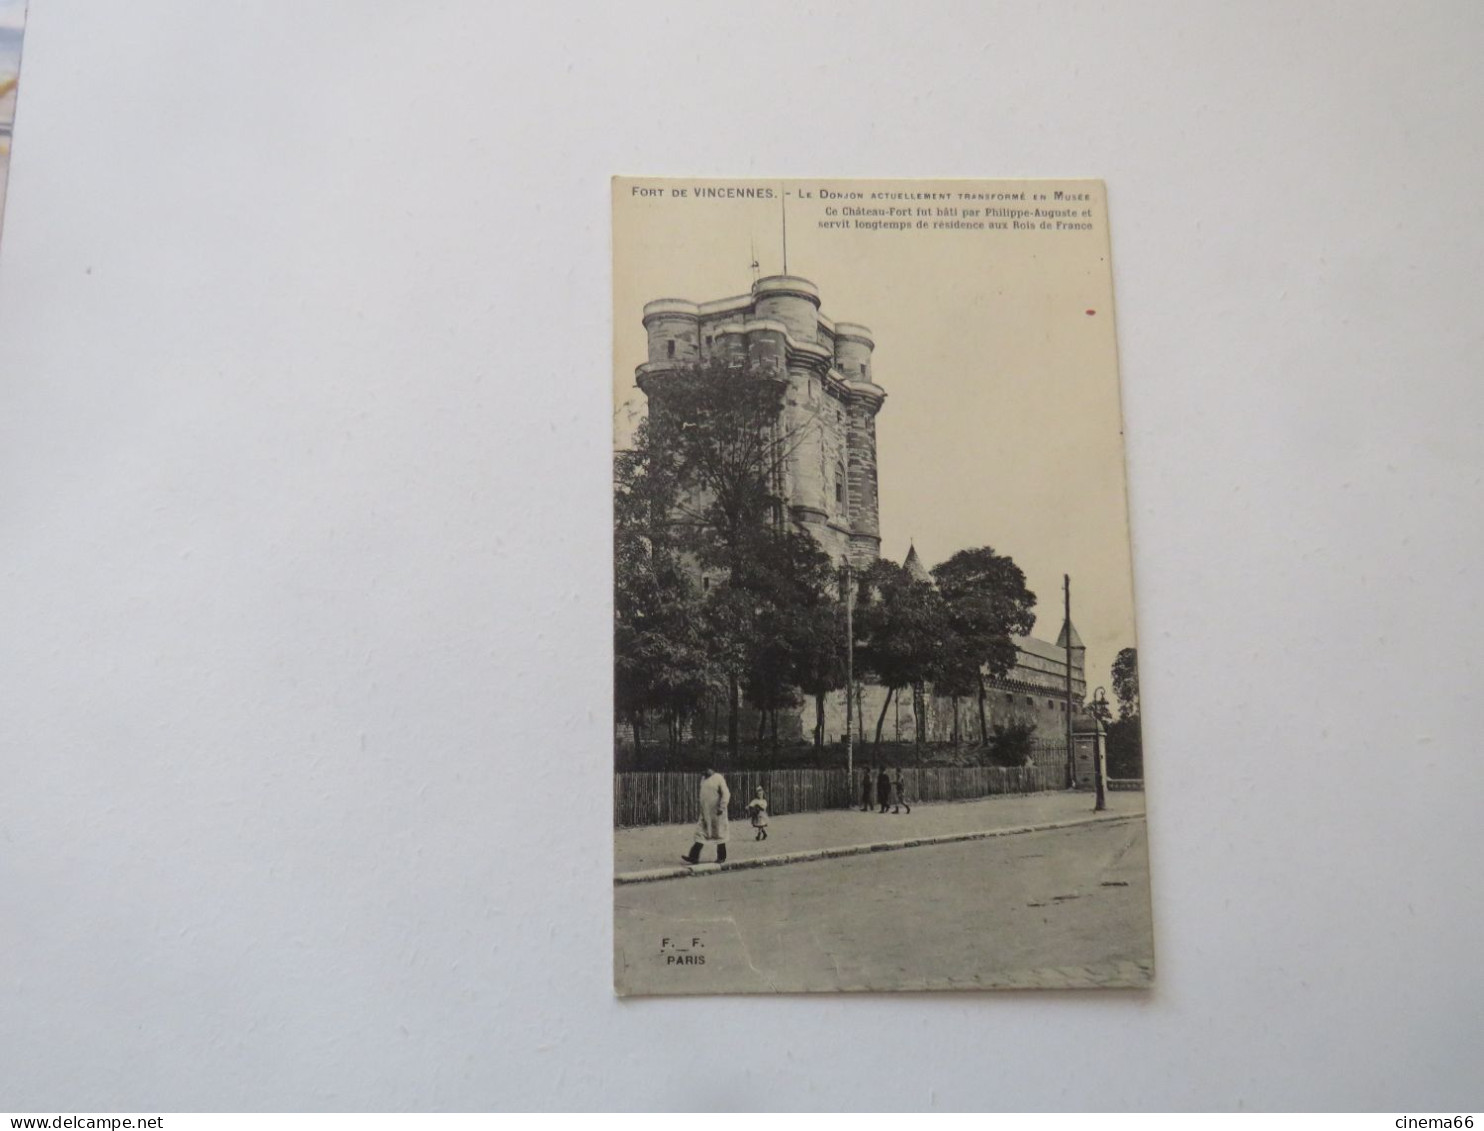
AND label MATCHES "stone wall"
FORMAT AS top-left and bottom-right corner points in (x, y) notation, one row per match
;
(844, 394), (881, 566)
(805, 644), (1085, 749)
